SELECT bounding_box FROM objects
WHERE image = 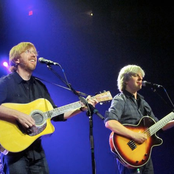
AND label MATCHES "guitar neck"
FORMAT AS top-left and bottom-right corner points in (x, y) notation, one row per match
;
(149, 112), (174, 136)
(44, 91), (112, 119)
(47, 101), (82, 119)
